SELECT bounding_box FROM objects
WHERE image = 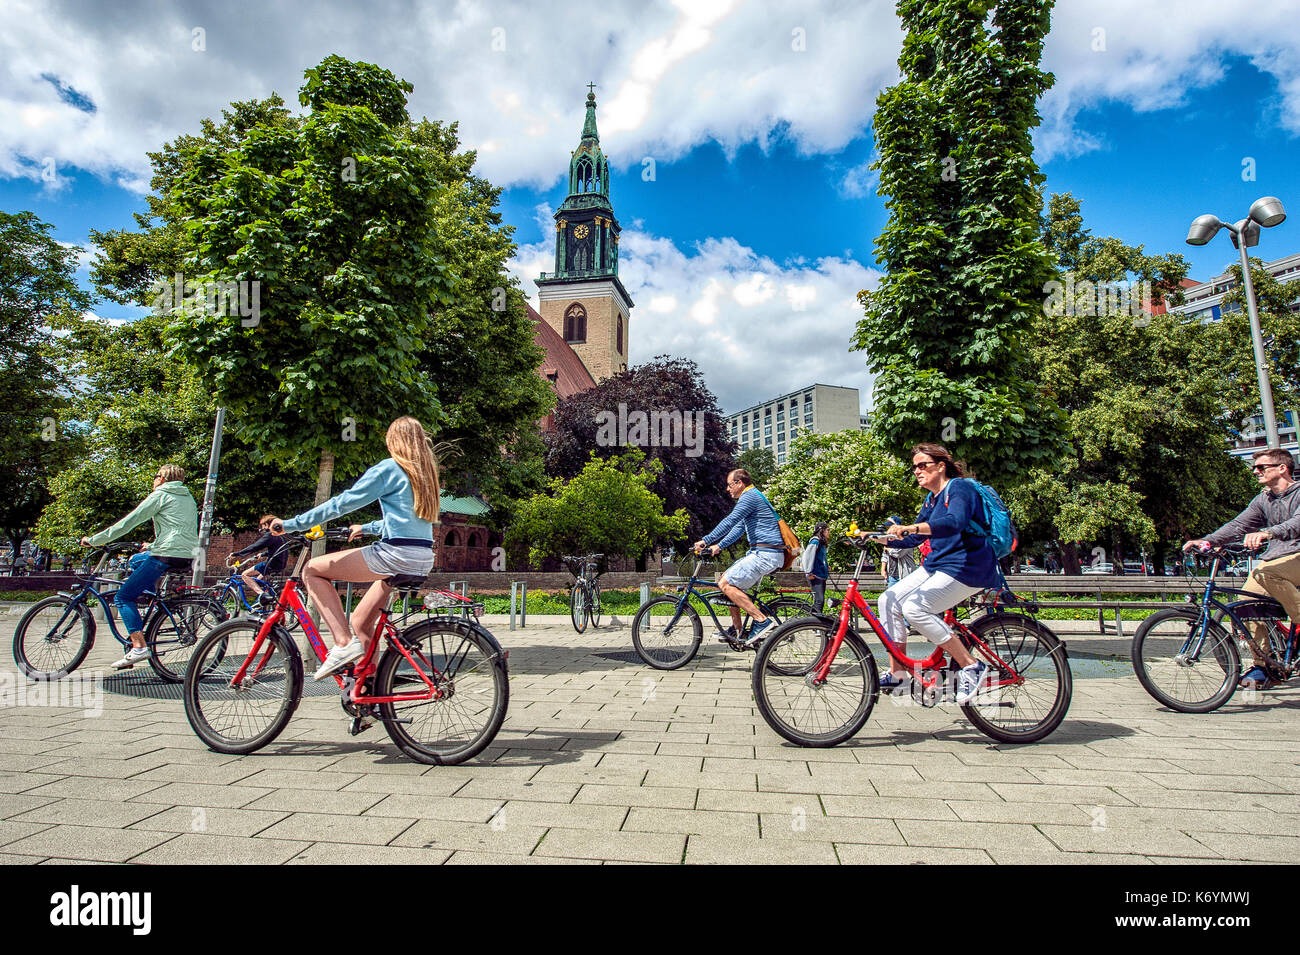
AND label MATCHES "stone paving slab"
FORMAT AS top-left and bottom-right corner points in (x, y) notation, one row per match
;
(2, 617), (1299, 864)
